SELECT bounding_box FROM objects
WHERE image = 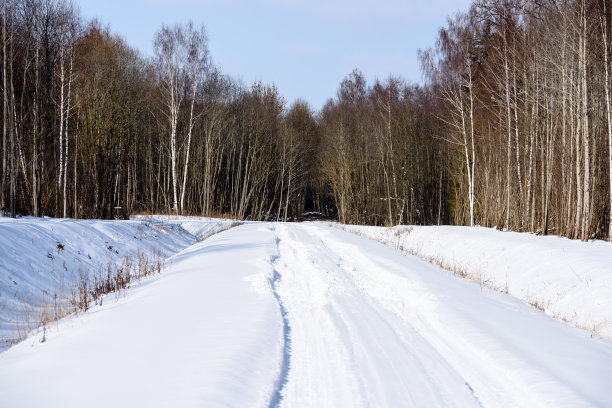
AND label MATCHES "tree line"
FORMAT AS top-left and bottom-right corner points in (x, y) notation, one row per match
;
(421, 0), (612, 240)
(1, 0), (611, 241)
